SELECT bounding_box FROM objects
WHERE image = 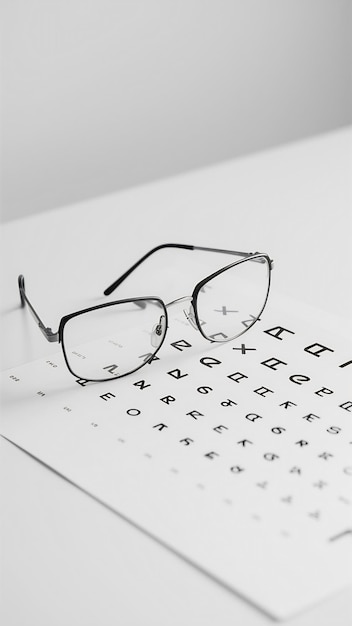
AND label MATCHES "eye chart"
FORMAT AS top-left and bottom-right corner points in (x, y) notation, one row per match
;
(1, 294), (351, 620)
